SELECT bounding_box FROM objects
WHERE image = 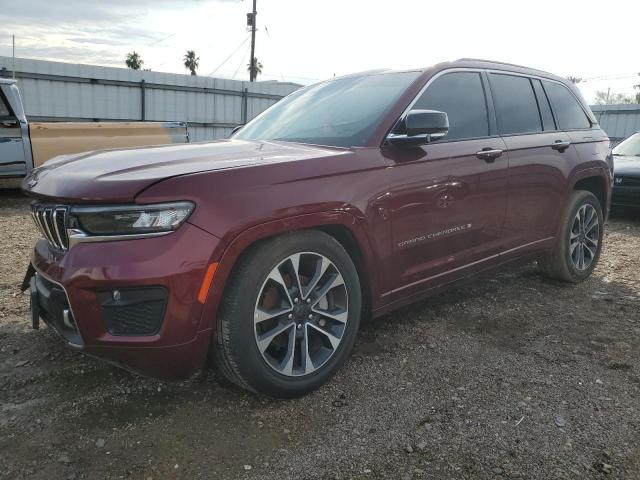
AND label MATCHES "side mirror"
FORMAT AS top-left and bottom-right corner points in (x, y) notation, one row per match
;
(387, 109), (449, 147)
